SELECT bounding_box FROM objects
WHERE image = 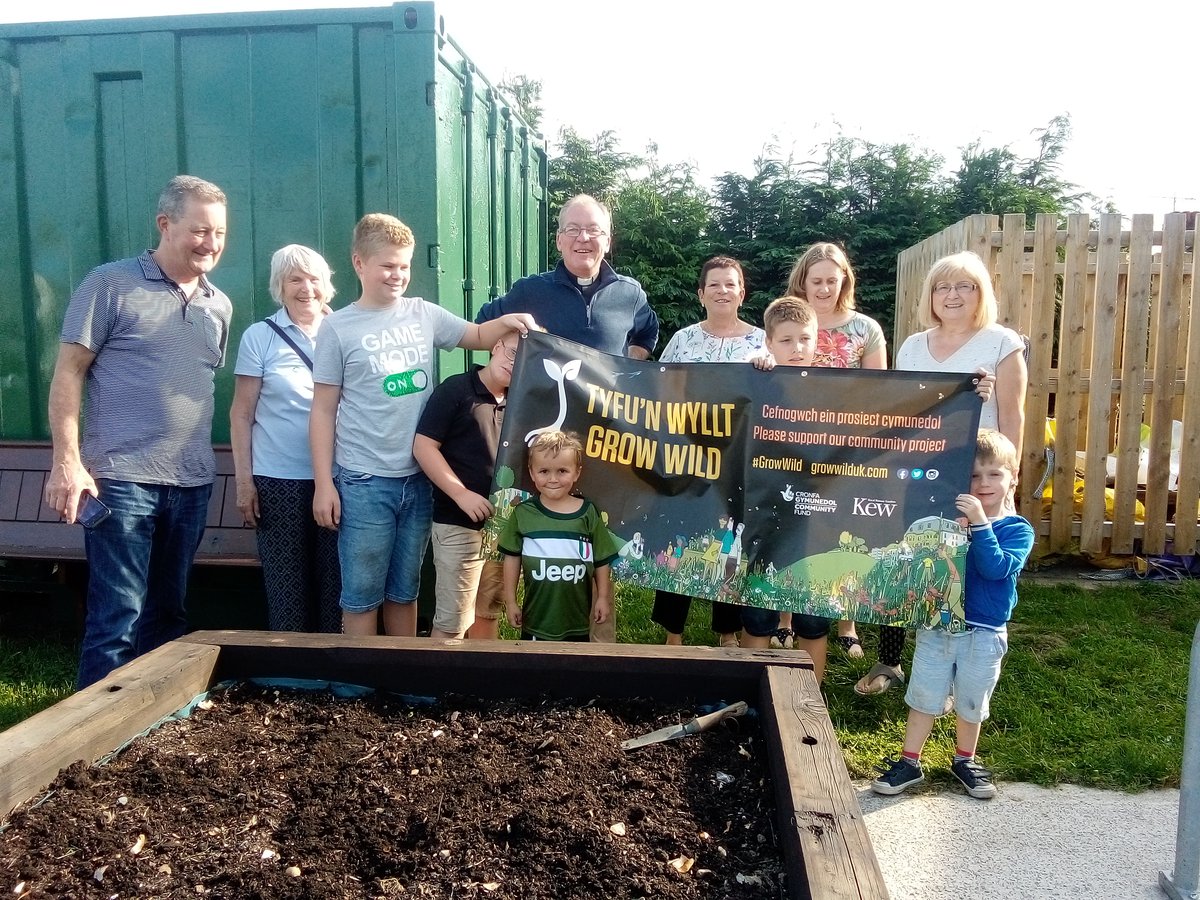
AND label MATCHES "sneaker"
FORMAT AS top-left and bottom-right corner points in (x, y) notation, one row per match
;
(871, 757), (924, 795)
(951, 758), (997, 799)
